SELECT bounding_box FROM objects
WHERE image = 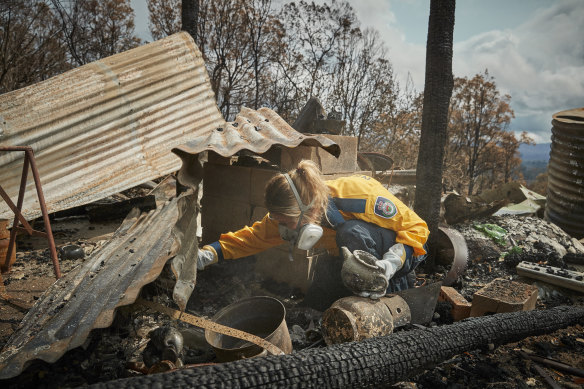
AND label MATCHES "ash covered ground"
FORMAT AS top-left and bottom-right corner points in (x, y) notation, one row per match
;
(1, 205), (584, 388)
